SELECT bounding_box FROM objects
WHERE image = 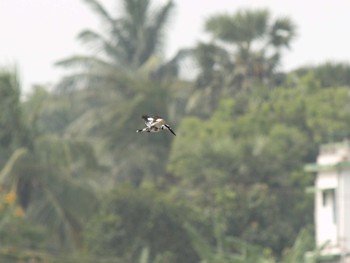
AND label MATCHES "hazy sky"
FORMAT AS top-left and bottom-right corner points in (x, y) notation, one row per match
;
(1, 0), (350, 93)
